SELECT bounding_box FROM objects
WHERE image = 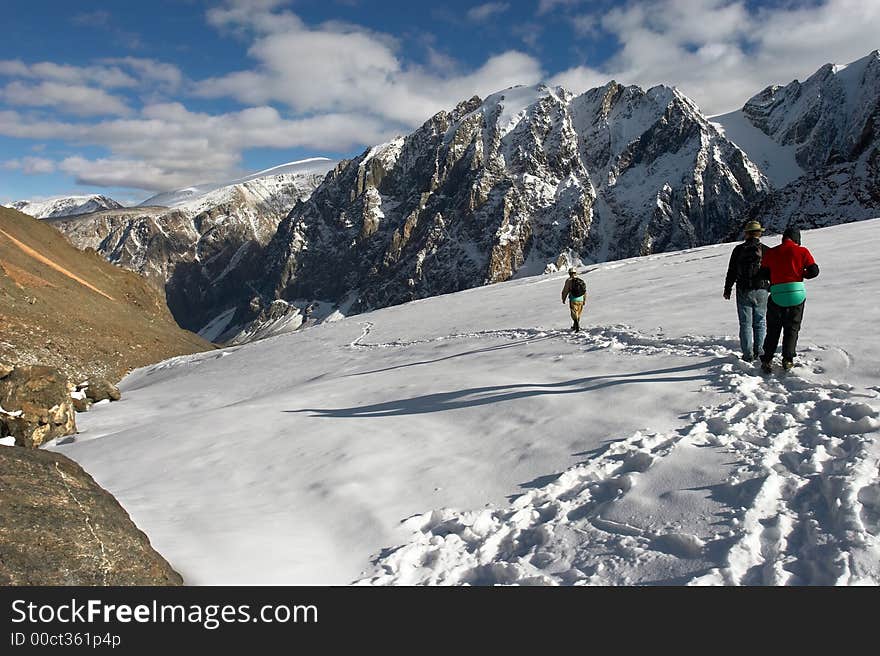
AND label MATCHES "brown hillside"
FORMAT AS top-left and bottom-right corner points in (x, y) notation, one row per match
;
(0, 206), (213, 384)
